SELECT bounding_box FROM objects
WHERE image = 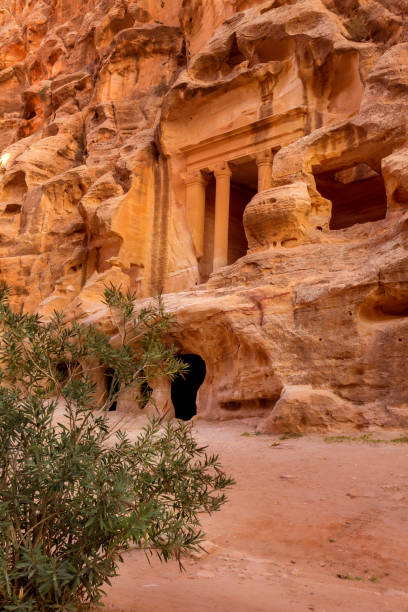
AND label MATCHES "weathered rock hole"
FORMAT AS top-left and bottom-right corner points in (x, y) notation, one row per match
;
(171, 354), (206, 421)
(92, 106), (108, 127)
(43, 123), (59, 137)
(359, 285), (408, 321)
(48, 49), (62, 67)
(4, 203), (22, 214)
(114, 165), (132, 193)
(282, 238), (298, 248)
(56, 360), (80, 383)
(69, 264), (82, 273)
(225, 35), (246, 69)
(314, 163), (387, 230)
(105, 367), (120, 411)
(23, 99), (37, 120)
(56, 362), (69, 382)
(393, 185), (408, 204)
(254, 37), (295, 63)
(3, 171), (27, 201)
(65, 222), (86, 236)
(29, 60), (43, 83)
(379, 303), (408, 318)
(108, 14), (134, 36)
